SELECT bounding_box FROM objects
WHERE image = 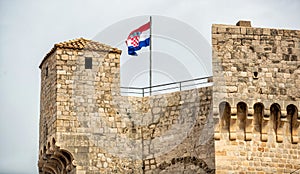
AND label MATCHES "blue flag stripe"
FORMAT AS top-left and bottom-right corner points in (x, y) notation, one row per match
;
(127, 38), (150, 56)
